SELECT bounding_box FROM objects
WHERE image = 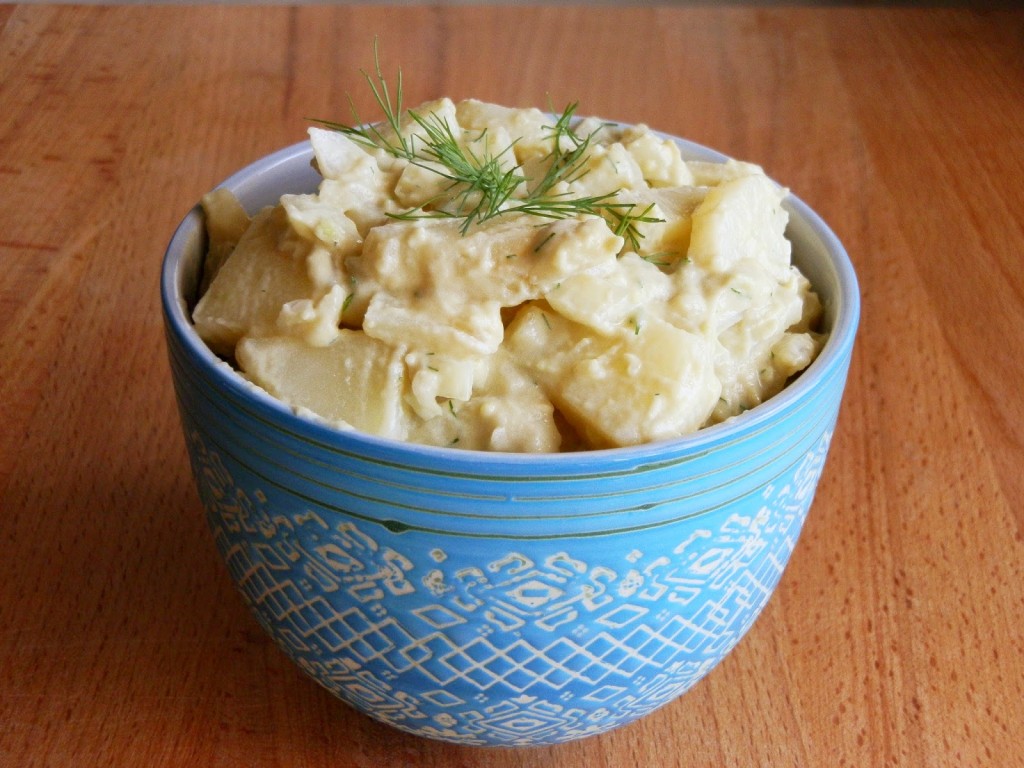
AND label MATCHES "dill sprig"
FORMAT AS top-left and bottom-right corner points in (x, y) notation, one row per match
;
(311, 42), (662, 248)
(529, 101), (594, 197)
(400, 111), (525, 231)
